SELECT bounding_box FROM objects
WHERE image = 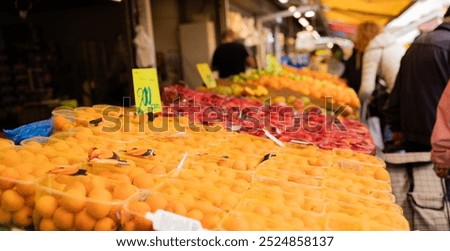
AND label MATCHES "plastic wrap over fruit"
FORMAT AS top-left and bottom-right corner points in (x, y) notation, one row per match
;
(3, 118), (53, 144)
